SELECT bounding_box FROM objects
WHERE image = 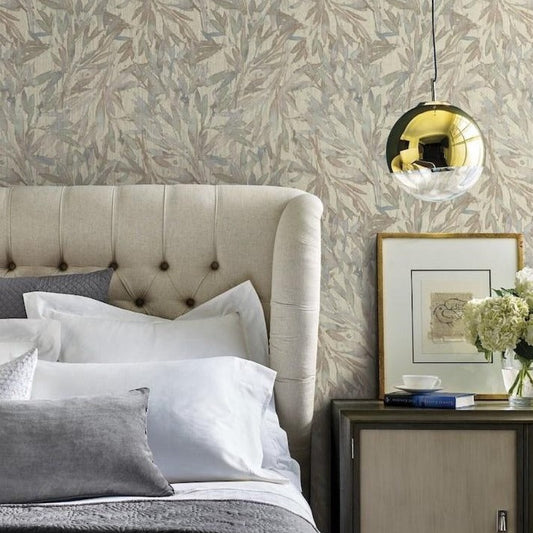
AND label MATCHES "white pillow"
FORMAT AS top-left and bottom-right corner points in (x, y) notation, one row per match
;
(23, 282), (301, 488)
(179, 281), (268, 363)
(38, 312), (247, 364)
(31, 357), (286, 484)
(24, 281), (268, 365)
(0, 319), (60, 363)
